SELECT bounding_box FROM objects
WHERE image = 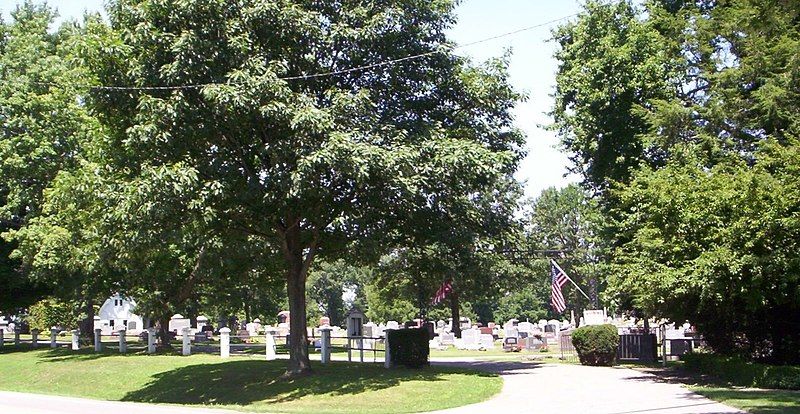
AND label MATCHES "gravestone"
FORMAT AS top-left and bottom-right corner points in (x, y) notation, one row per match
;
(386, 321), (399, 330)
(245, 319), (262, 336)
(363, 322), (377, 338)
(237, 329), (251, 343)
(479, 334), (495, 349)
(504, 327), (519, 339)
(440, 332), (455, 346)
(460, 328), (481, 350)
(583, 309), (606, 326)
(346, 308), (365, 337)
(517, 321), (535, 333)
(169, 314), (190, 333)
